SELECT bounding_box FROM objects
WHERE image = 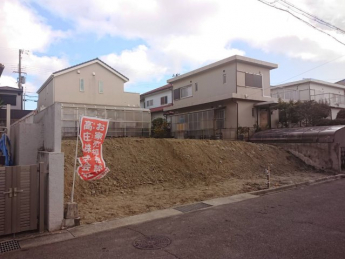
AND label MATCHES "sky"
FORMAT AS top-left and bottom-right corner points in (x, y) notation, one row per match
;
(0, 0), (345, 110)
